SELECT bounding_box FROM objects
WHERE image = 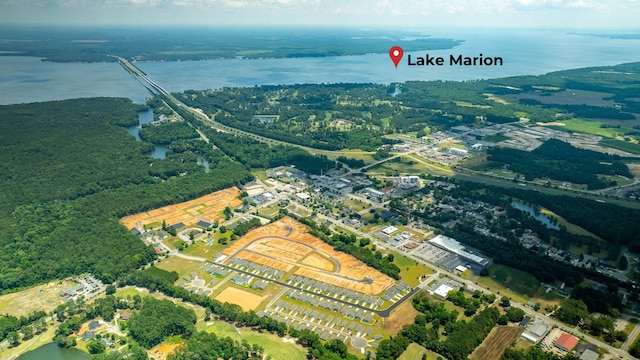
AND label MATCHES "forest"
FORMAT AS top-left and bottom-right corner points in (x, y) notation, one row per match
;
(0, 98), (252, 292)
(487, 139), (632, 189)
(0, 25), (461, 62)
